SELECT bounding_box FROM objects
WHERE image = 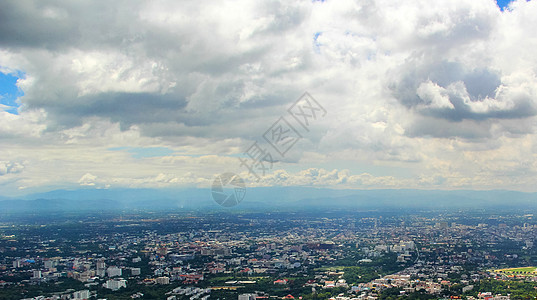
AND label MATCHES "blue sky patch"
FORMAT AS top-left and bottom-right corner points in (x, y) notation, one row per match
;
(109, 147), (175, 158)
(0, 70), (24, 115)
(496, 0), (517, 11)
(313, 32), (322, 53)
